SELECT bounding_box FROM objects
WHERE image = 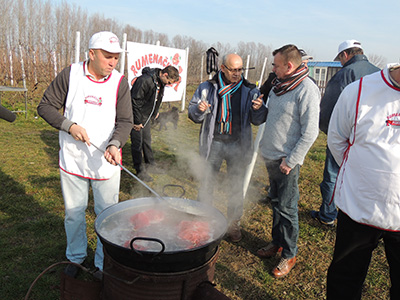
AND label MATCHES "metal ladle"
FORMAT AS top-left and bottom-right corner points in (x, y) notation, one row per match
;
(91, 143), (205, 217)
